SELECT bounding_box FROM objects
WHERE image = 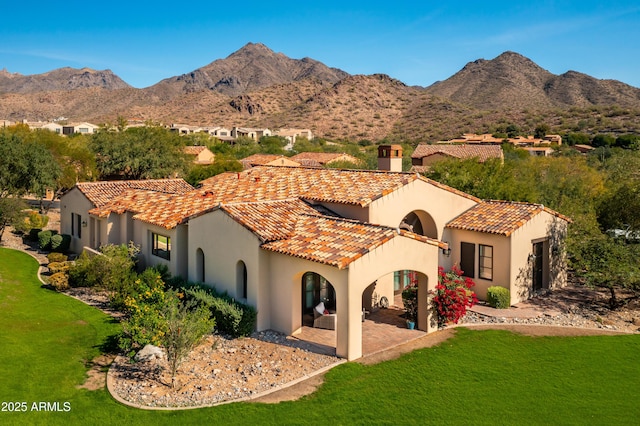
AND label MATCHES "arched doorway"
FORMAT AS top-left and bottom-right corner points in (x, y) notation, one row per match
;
(301, 272), (336, 326)
(399, 210), (437, 239)
(195, 248), (205, 282)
